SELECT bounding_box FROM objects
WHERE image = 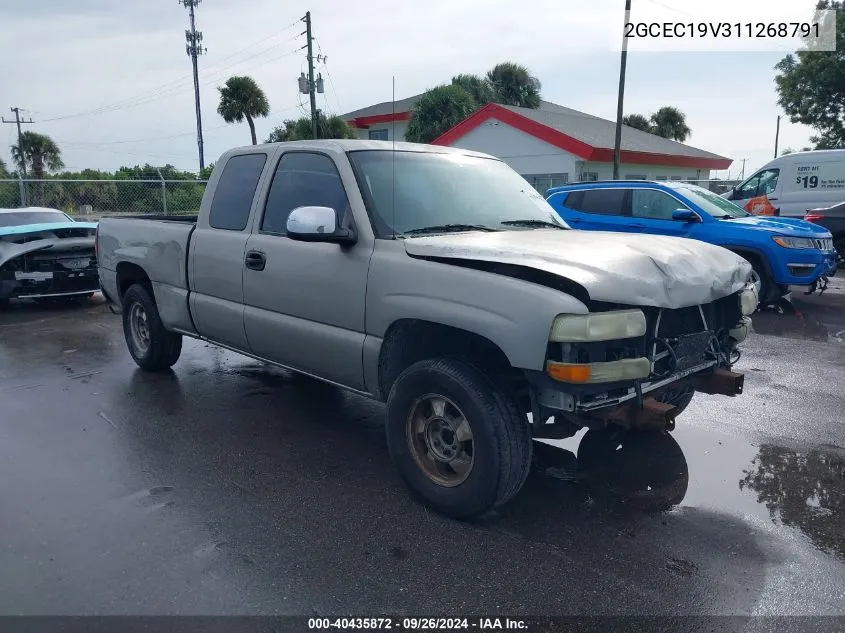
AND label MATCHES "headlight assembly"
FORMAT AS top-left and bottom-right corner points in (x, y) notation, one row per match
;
(773, 236), (816, 249)
(549, 309), (647, 342)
